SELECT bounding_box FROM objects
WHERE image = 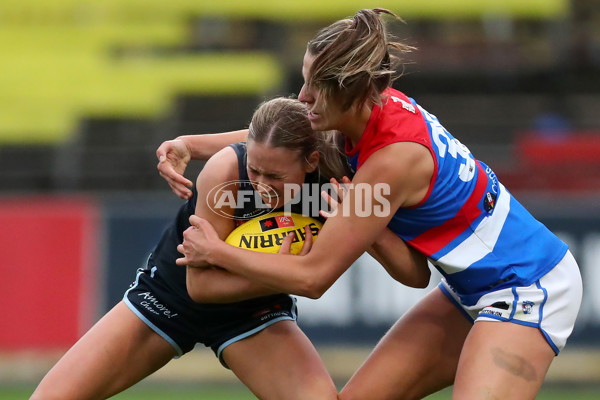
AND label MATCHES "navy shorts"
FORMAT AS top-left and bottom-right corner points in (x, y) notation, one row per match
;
(124, 266), (297, 367)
